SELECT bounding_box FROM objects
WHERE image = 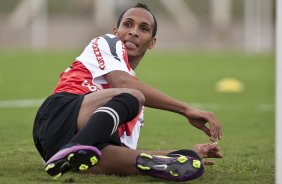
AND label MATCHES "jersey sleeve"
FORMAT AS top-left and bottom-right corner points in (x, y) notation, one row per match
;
(76, 34), (130, 80)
